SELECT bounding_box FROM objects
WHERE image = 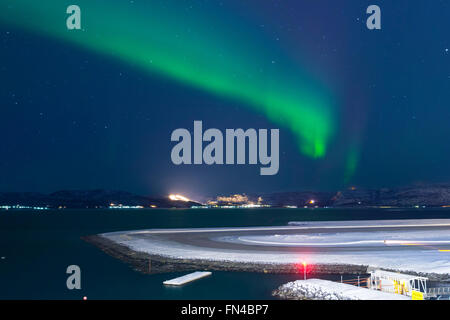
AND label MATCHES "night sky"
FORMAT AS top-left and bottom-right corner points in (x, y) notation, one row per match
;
(1, 1), (449, 199)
